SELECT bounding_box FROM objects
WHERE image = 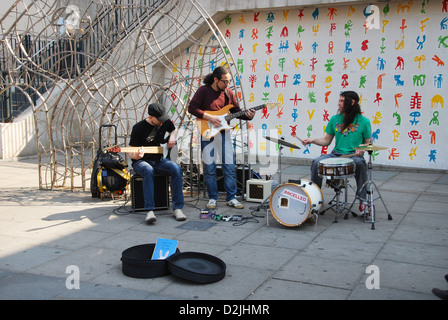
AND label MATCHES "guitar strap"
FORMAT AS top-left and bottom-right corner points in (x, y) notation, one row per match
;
(146, 125), (160, 144)
(224, 88), (246, 112)
(224, 88), (230, 106)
